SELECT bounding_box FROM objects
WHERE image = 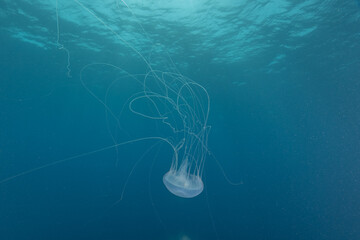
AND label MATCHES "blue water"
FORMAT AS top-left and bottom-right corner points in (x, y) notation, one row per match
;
(1, 0), (360, 239)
